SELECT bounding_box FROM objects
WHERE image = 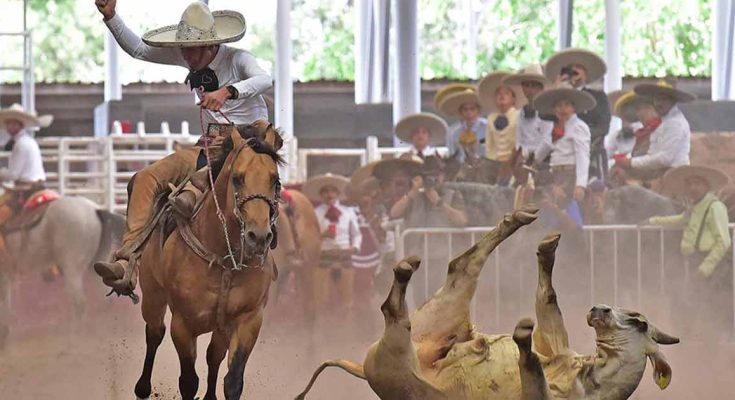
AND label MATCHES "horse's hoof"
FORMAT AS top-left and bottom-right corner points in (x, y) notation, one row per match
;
(512, 318), (535, 349)
(538, 232), (561, 254)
